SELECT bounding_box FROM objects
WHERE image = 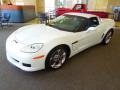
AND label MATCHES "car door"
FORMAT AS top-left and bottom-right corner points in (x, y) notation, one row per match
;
(84, 17), (103, 45)
(72, 17), (101, 54)
(87, 17), (106, 44)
